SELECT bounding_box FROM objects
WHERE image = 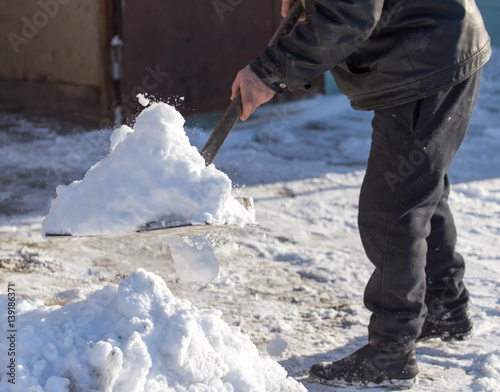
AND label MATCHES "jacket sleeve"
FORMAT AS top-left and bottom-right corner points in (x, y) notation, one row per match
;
(250, 0), (384, 93)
